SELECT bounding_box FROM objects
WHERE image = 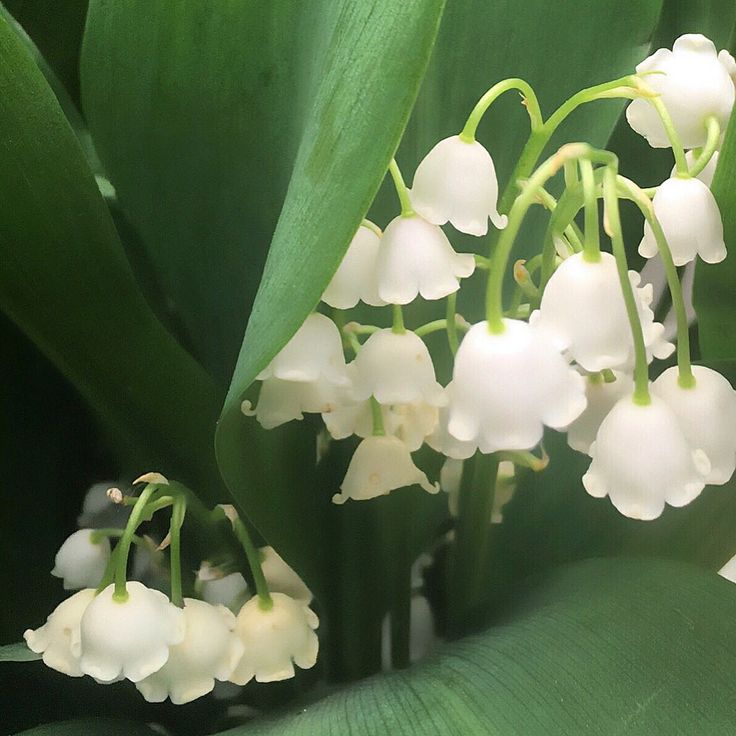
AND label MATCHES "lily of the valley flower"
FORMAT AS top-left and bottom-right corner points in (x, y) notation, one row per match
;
(410, 135), (507, 236)
(426, 383), (478, 459)
(78, 581), (185, 683)
(448, 319), (587, 453)
(639, 176), (726, 266)
(583, 394), (711, 520)
(136, 599), (244, 705)
(674, 150), (719, 188)
(260, 546), (313, 603)
(230, 593), (319, 684)
(376, 215), (475, 304)
(652, 366), (736, 485)
(332, 435), (438, 504)
(199, 569), (250, 612)
(51, 529), (111, 591)
(626, 34), (735, 149)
